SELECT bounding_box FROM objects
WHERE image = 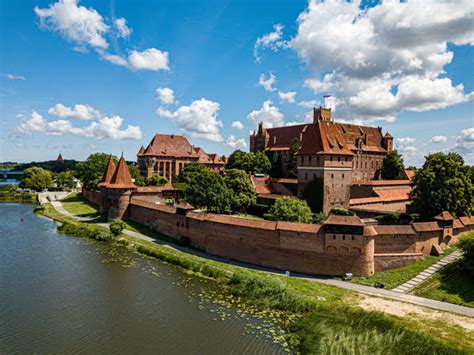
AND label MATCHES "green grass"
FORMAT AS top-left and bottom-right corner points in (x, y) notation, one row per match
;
(61, 192), (103, 220)
(236, 213), (265, 221)
(413, 260), (474, 308)
(352, 245), (458, 289)
(120, 219), (188, 246)
(0, 192), (37, 203)
(35, 200), (474, 354)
